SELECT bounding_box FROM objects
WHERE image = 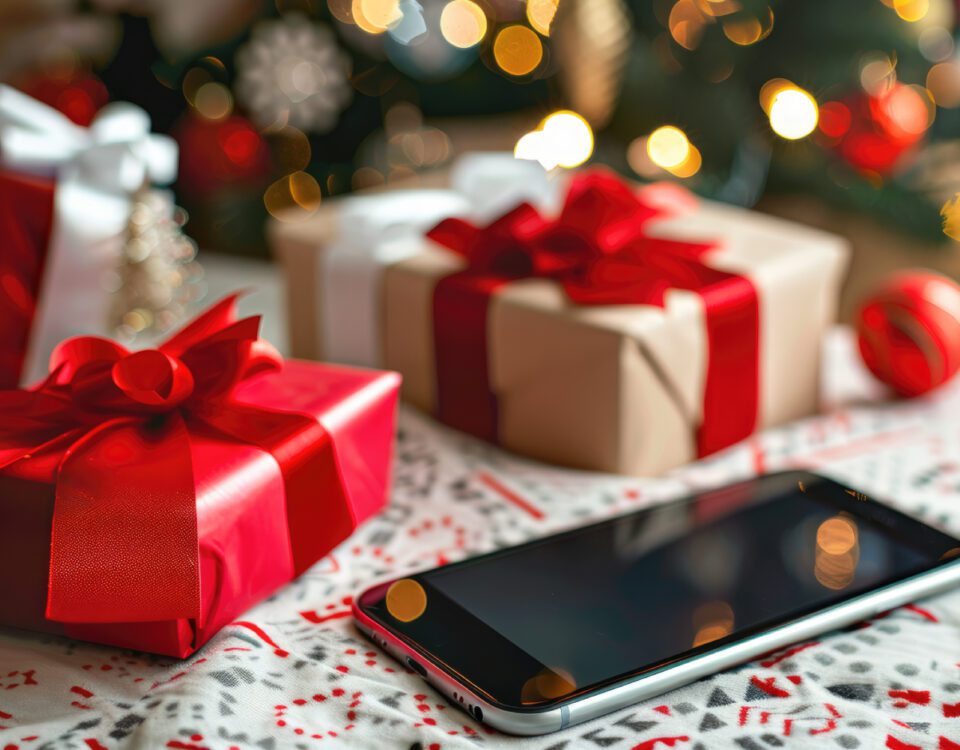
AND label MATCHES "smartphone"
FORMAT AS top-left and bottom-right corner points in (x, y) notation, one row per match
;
(353, 471), (960, 736)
